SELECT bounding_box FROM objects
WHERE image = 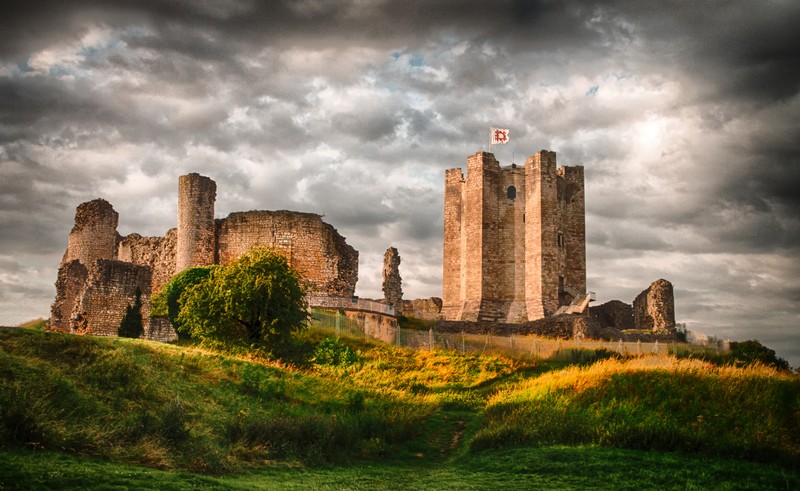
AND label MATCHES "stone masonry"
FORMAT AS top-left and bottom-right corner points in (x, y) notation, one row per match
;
(382, 247), (403, 315)
(216, 210), (358, 297)
(176, 173), (216, 272)
(49, 173), (359, 339)
(633, 278), (676, 335)
(402, 297), (443, 321)
(442, 150), (586, 323)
